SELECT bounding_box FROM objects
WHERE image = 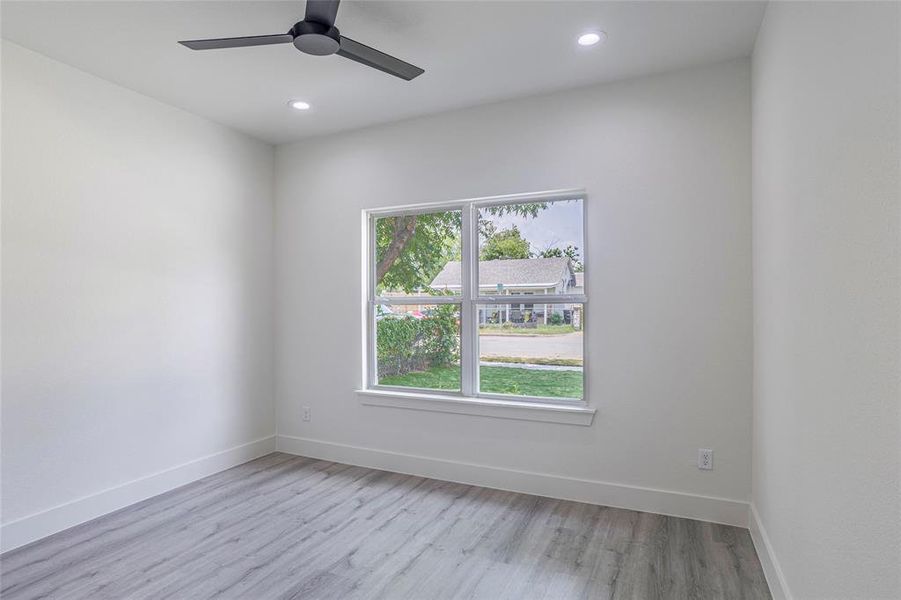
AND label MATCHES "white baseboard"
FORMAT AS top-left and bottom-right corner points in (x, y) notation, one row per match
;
(276, 435), (749, 528)
(748, 503), (792, 600)
(1, 435), (277, 554)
